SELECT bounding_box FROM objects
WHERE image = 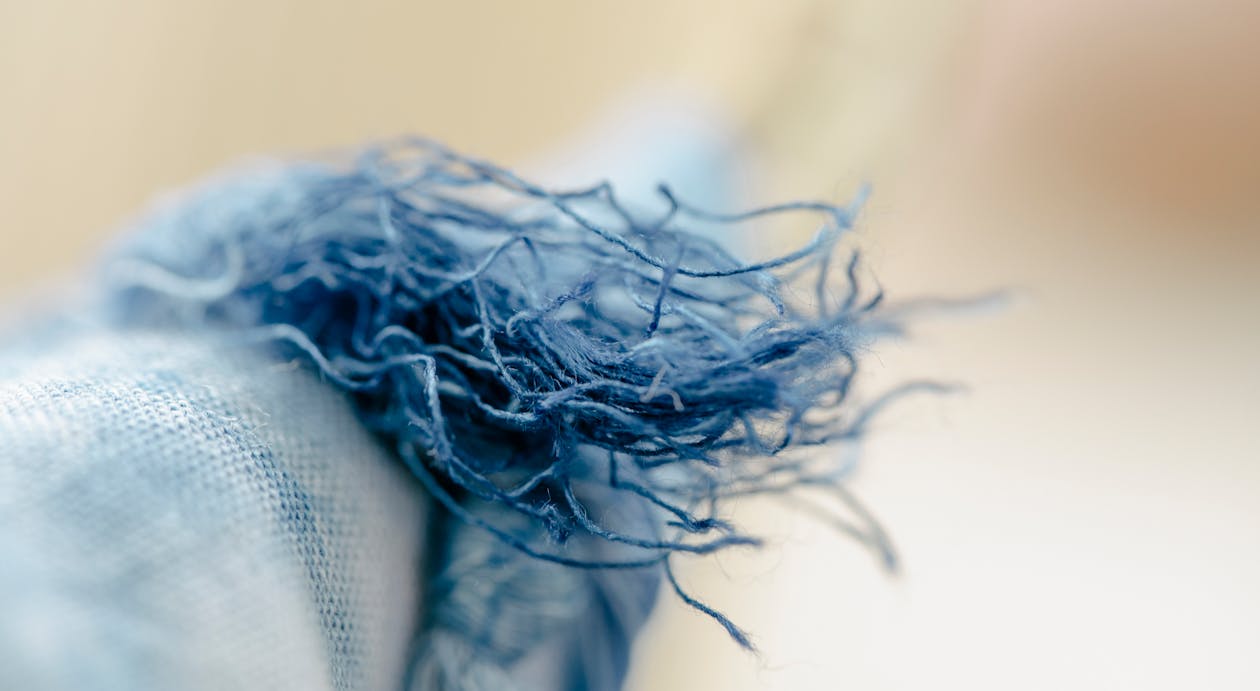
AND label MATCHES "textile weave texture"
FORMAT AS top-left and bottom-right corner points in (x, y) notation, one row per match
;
(0, 330), (427, 690)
